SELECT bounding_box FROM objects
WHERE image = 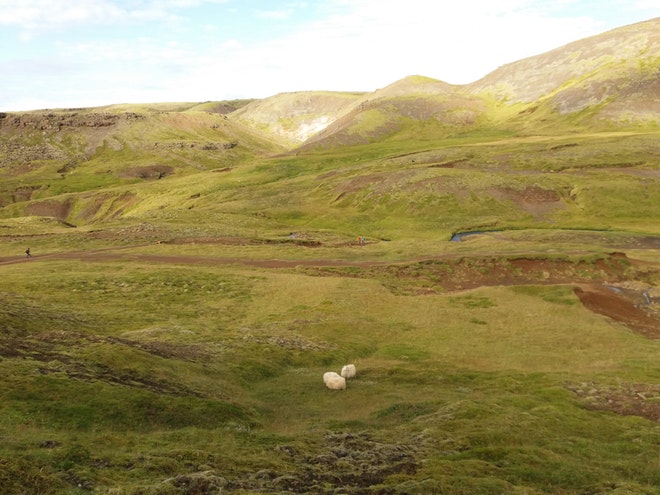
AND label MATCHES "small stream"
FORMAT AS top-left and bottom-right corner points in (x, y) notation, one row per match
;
(605, 285), (654, 307)
(450, 231), (494, 242)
